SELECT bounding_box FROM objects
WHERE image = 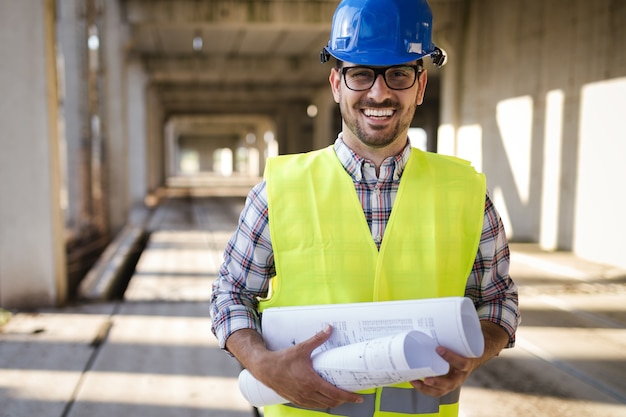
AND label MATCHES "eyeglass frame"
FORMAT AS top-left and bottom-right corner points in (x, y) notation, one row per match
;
(339, 64), (424, 91)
